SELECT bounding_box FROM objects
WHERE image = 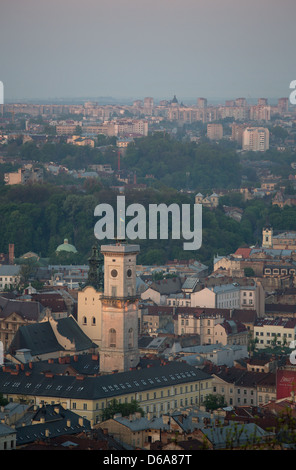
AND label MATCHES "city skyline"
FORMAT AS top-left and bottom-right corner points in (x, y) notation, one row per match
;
(1, 0), (295, 101)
